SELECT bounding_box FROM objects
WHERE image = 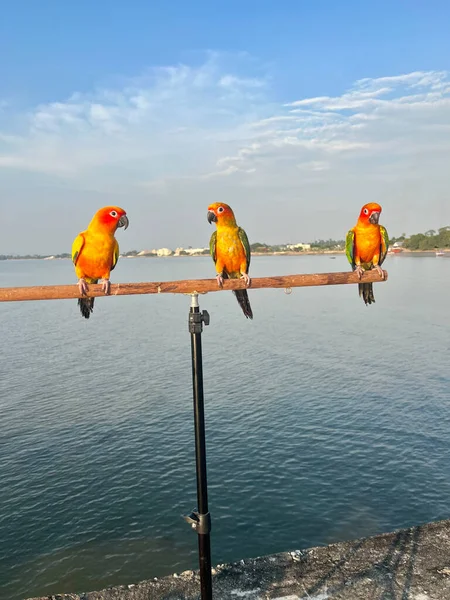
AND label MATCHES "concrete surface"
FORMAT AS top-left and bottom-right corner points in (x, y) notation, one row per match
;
(28, 518), (450, 600)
